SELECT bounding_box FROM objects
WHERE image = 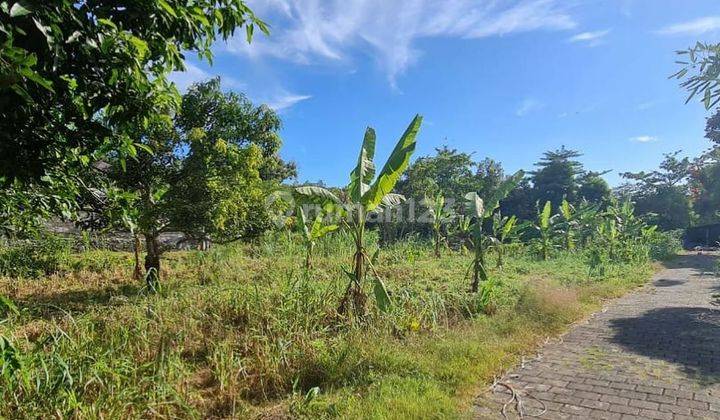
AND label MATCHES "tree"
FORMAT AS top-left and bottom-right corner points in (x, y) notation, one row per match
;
(500, 178), (535, 221)
(577, 172), (611, 205)
(533, 201), (557, 261)
(490, 213), (520, 269)
(296, 206), (338, 270)
(530, 146), (584, 208)
(705, 109), (720, 145)
(168, 78), (295, 245)
(397, 147), (480, 204)
(101, 79), (288, 284)
(672, 42), (720, 112)
(689, 146), (720, 225)
(0, 0), (266, 186)
(292, 115), (423, 315)
(426, 194), (454, 257)
(464, 170), (524, 292)
(620, 151), (694, 230)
